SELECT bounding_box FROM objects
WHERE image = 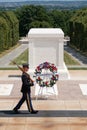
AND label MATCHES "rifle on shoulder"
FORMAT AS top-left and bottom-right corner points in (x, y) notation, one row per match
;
(11, 61), (34, 83)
